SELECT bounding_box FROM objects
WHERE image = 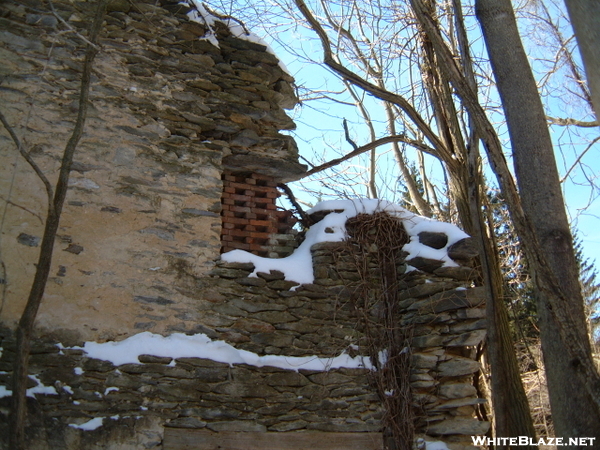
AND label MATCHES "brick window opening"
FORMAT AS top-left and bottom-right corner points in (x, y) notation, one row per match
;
(221, 170), (298, 257)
